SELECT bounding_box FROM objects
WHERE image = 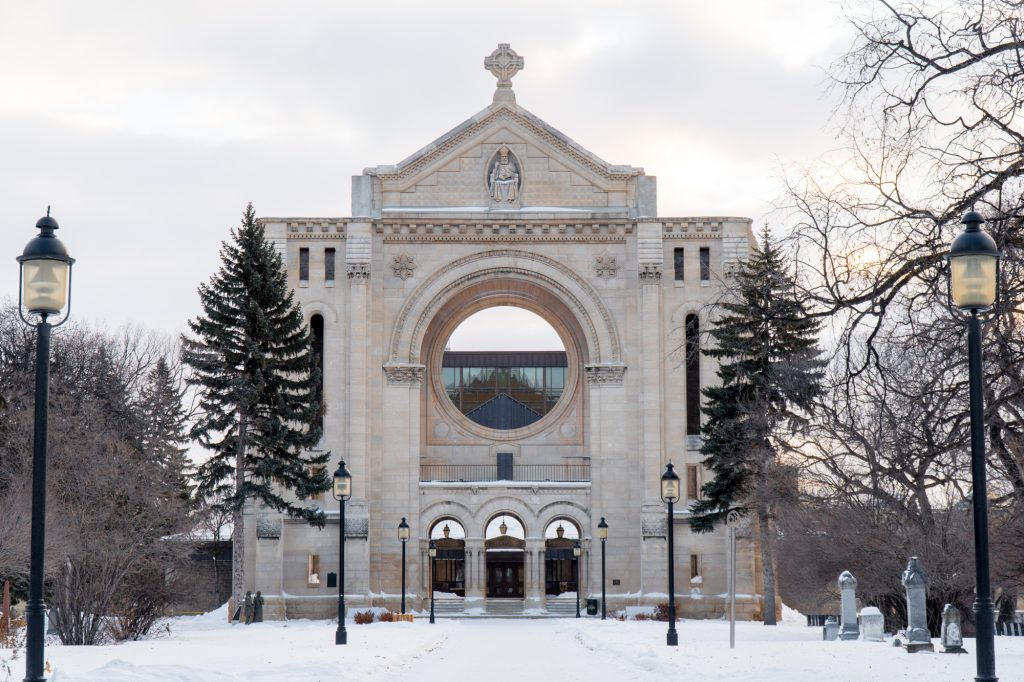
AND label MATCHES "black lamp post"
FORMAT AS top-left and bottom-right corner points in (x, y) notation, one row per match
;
(661, 463), (680, 647)
(332, 460), (352, 646)
(17, 209), (74, 682)
(573, 540), (581, 618)
(597, 517), (608, 620)
(398, 518), (410, 614)
(947, 210), (1000, 682)
(428, 540), (437, 624)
